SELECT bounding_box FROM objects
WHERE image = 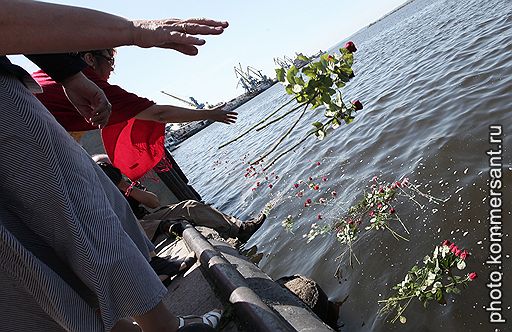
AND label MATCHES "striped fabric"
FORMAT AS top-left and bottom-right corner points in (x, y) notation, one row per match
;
(0, 72), (167, 331)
